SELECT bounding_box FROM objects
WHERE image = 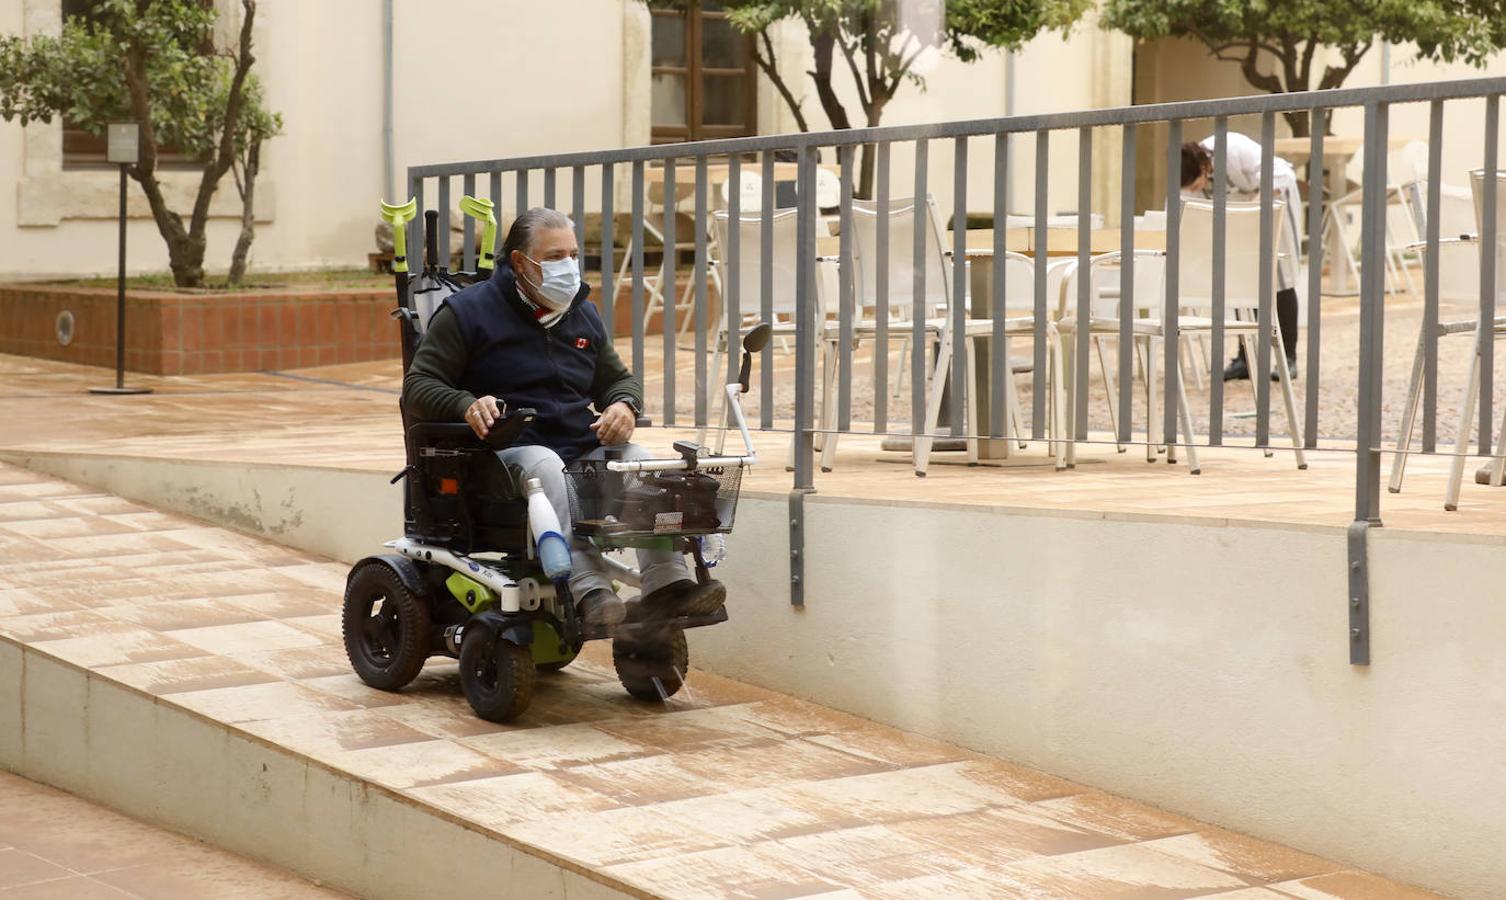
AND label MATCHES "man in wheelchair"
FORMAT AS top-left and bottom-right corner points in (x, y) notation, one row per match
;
(402, 207), (726, 629)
